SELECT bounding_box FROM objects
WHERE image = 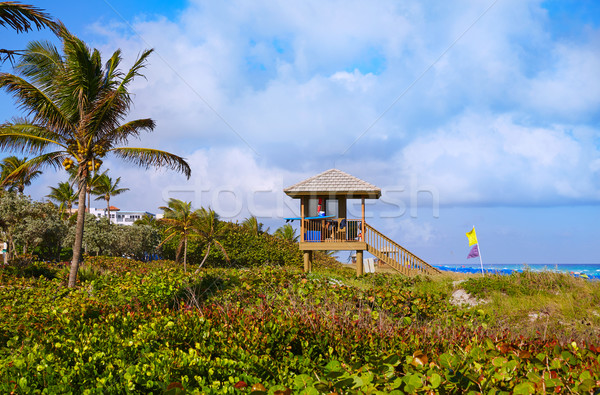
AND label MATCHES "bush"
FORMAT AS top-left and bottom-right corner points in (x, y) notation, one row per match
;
(1, 259), (599, 393)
